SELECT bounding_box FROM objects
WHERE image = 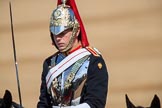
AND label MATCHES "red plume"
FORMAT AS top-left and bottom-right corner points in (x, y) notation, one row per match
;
(57, 0), (89, 47)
